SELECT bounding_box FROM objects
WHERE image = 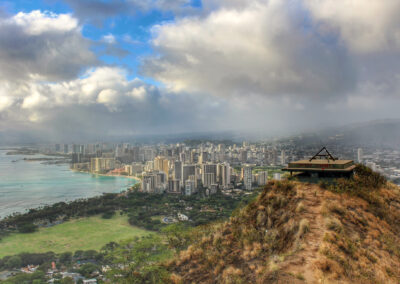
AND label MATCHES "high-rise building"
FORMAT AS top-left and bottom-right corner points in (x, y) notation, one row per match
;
(131, 163), (144, 175)
(90, 158), (116, 173)
(144, 148), (155, 161)
(72, 144), (80, 154)
(190, 150), (198, 164)
(202, 173), (216, 187)
(71, 153), (82, 164)
(154, 156), (169, 178)
(141, 171), (167, 193)
(115, 145), (123, 157)
(240, 150), (248, 163)
(168, 179), (181, 194)
(201, 164), (217, 187)
(257, 171), (268, 186)
(243, 165), (253, 190)
(173, 161), (182, 181)
(217, 163), (230, 188)
(199, 152), (208, 164)
(179, 152), (186, 163)
(131, 146), (140, 162)
(124, 165), (133, 175)
(357, 148), (363, 163)
(142, 173), (156, 193)
(182, 164), (196, 184)
(280, 150), (286, 165)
